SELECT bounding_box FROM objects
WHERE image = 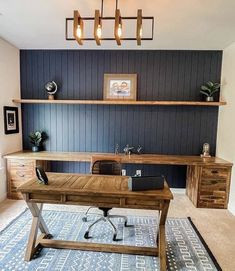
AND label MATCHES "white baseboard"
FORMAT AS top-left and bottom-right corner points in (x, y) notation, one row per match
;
(228, 205), (235, 216)
(171, 188), (186, 194)
(0, 193), (7, 203)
